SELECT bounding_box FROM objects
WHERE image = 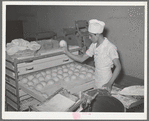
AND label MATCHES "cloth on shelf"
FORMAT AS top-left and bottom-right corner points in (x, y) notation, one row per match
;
(6, 38), (41, 55)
